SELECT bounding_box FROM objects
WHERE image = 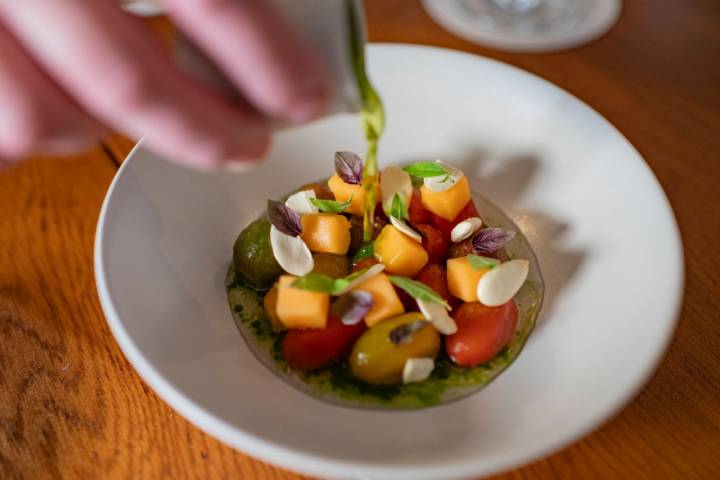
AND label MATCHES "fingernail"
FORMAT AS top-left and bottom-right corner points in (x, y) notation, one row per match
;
(287, 83), (330, 124)
(222, 160), (261, 174)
